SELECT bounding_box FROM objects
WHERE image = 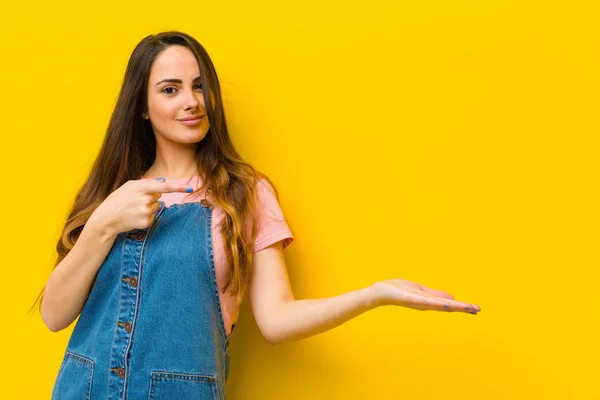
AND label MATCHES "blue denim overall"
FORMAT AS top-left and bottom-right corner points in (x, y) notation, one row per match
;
(51, 199), (232, 399)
